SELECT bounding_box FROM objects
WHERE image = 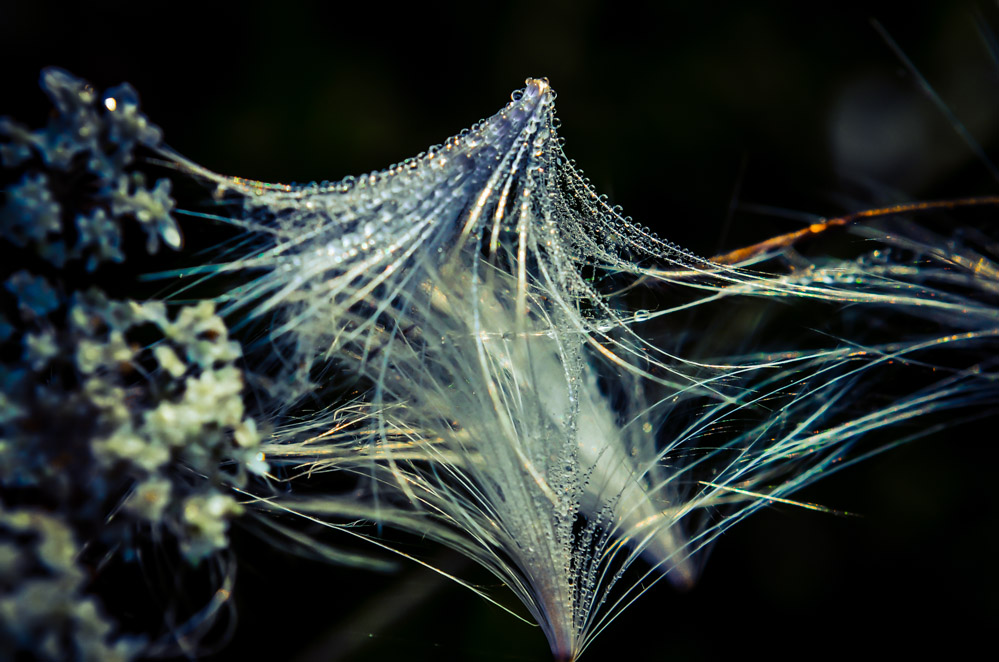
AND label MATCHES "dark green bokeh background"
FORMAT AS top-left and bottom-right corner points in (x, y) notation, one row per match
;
(3, 1), (998, 660)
